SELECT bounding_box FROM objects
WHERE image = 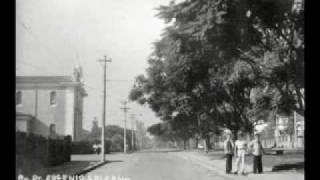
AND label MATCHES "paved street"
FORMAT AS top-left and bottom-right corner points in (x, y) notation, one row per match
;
(172, 151), (304, 180)
(83, 151), (230, 180)
(78, 149), (304, 180)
